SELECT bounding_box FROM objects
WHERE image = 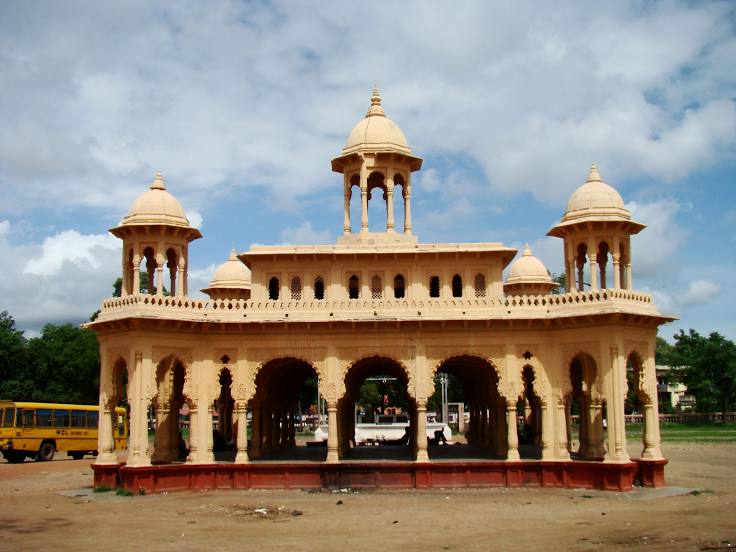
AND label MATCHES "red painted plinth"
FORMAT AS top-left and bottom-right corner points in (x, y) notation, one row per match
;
(93, 458), (665, 494)
(634, 458), (668, 488)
